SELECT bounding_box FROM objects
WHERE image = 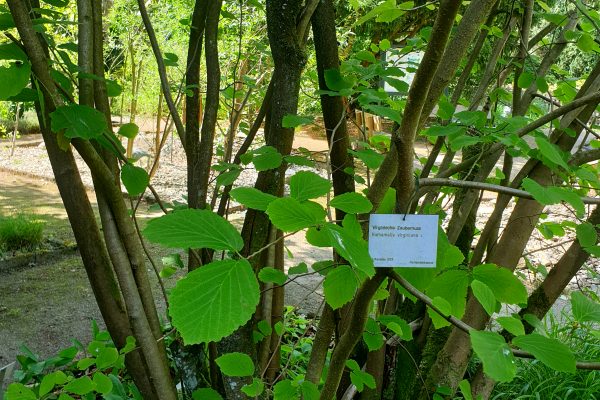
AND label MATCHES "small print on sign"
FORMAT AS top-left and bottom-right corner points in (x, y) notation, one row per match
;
(369, 214), (438, 268)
